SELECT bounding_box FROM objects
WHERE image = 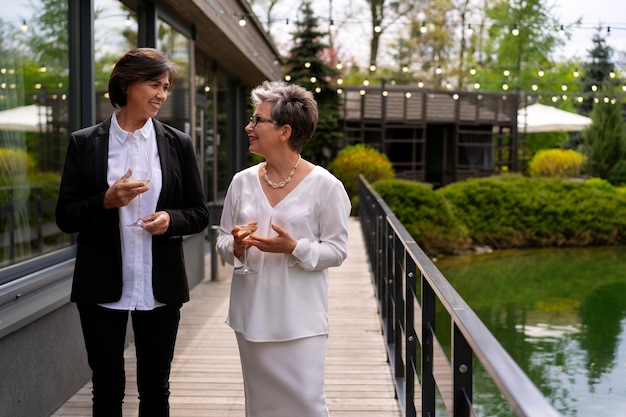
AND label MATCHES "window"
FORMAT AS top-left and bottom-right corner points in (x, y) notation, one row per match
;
(0, 0), (71, 271)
